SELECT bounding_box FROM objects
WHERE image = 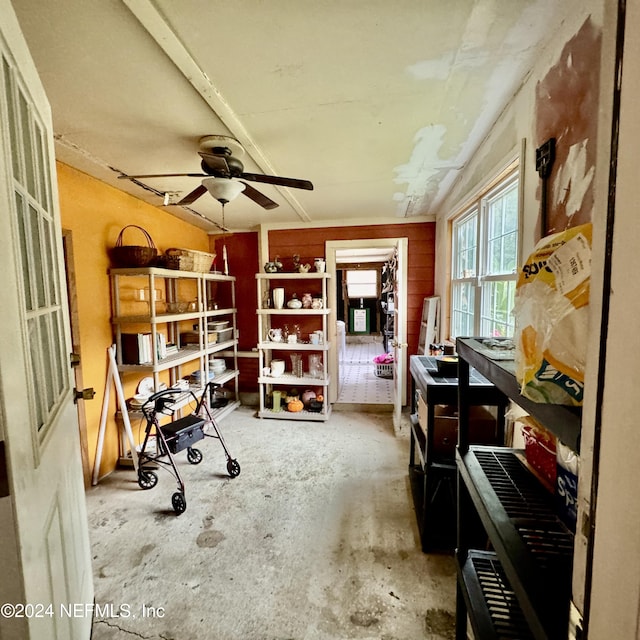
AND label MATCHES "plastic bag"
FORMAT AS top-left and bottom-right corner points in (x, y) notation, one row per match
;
(556, 441), (579, 532)
(513, 223), (591, 405)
